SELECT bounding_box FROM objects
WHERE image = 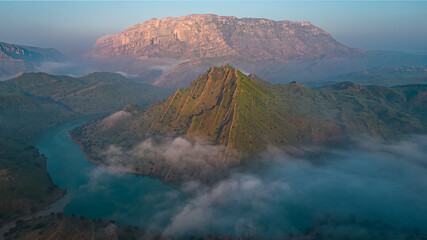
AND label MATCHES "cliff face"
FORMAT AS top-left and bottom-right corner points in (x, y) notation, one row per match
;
(90, 14), (360, 61)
